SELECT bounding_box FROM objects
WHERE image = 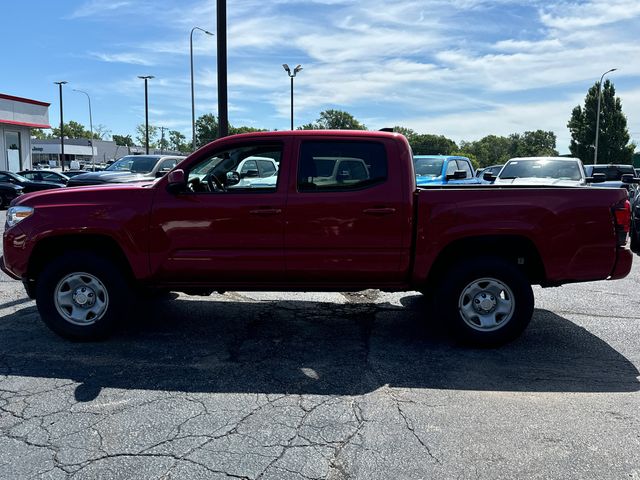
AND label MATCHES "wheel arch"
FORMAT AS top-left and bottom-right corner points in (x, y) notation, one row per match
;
(423, 235), (546, 291)
(27, 234), (136, 290)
